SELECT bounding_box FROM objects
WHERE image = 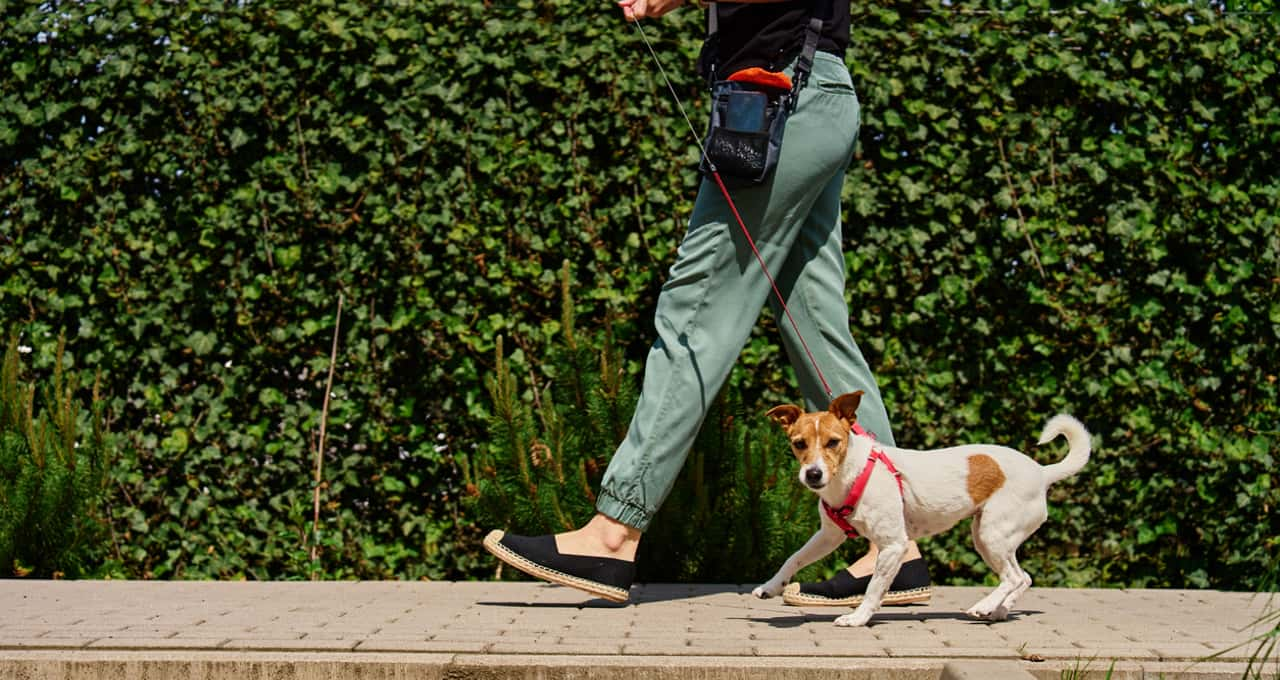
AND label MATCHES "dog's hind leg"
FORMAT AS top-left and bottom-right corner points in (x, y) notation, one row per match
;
(991, 502), (1046, 617)
(965, 509), (1038, 622)
(996, 552), (1033, 616)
